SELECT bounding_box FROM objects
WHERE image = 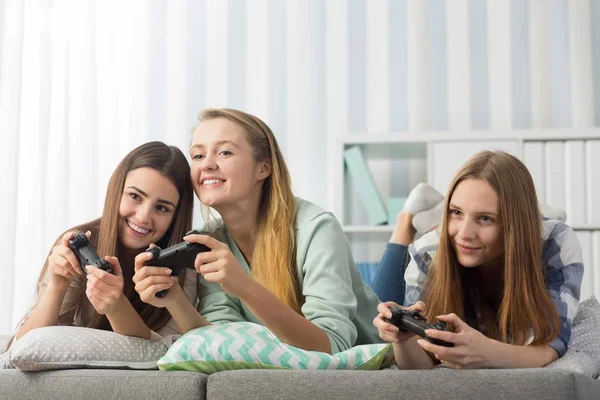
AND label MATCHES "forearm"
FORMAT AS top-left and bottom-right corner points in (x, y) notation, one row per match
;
(15, 281), (69, 340)
(166, 287), (211, 334)
(240, 281), (331, 353)
(106, 297), (152, 340)
(393, 336), (436, 369)
(488, 342), (559, 368)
